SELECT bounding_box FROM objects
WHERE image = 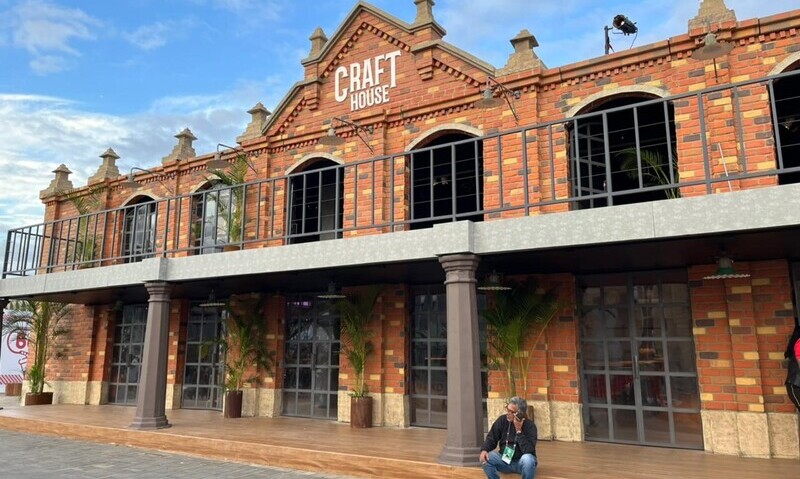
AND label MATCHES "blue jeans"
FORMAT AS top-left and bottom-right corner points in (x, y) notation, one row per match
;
(482, 451), (537, 479)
